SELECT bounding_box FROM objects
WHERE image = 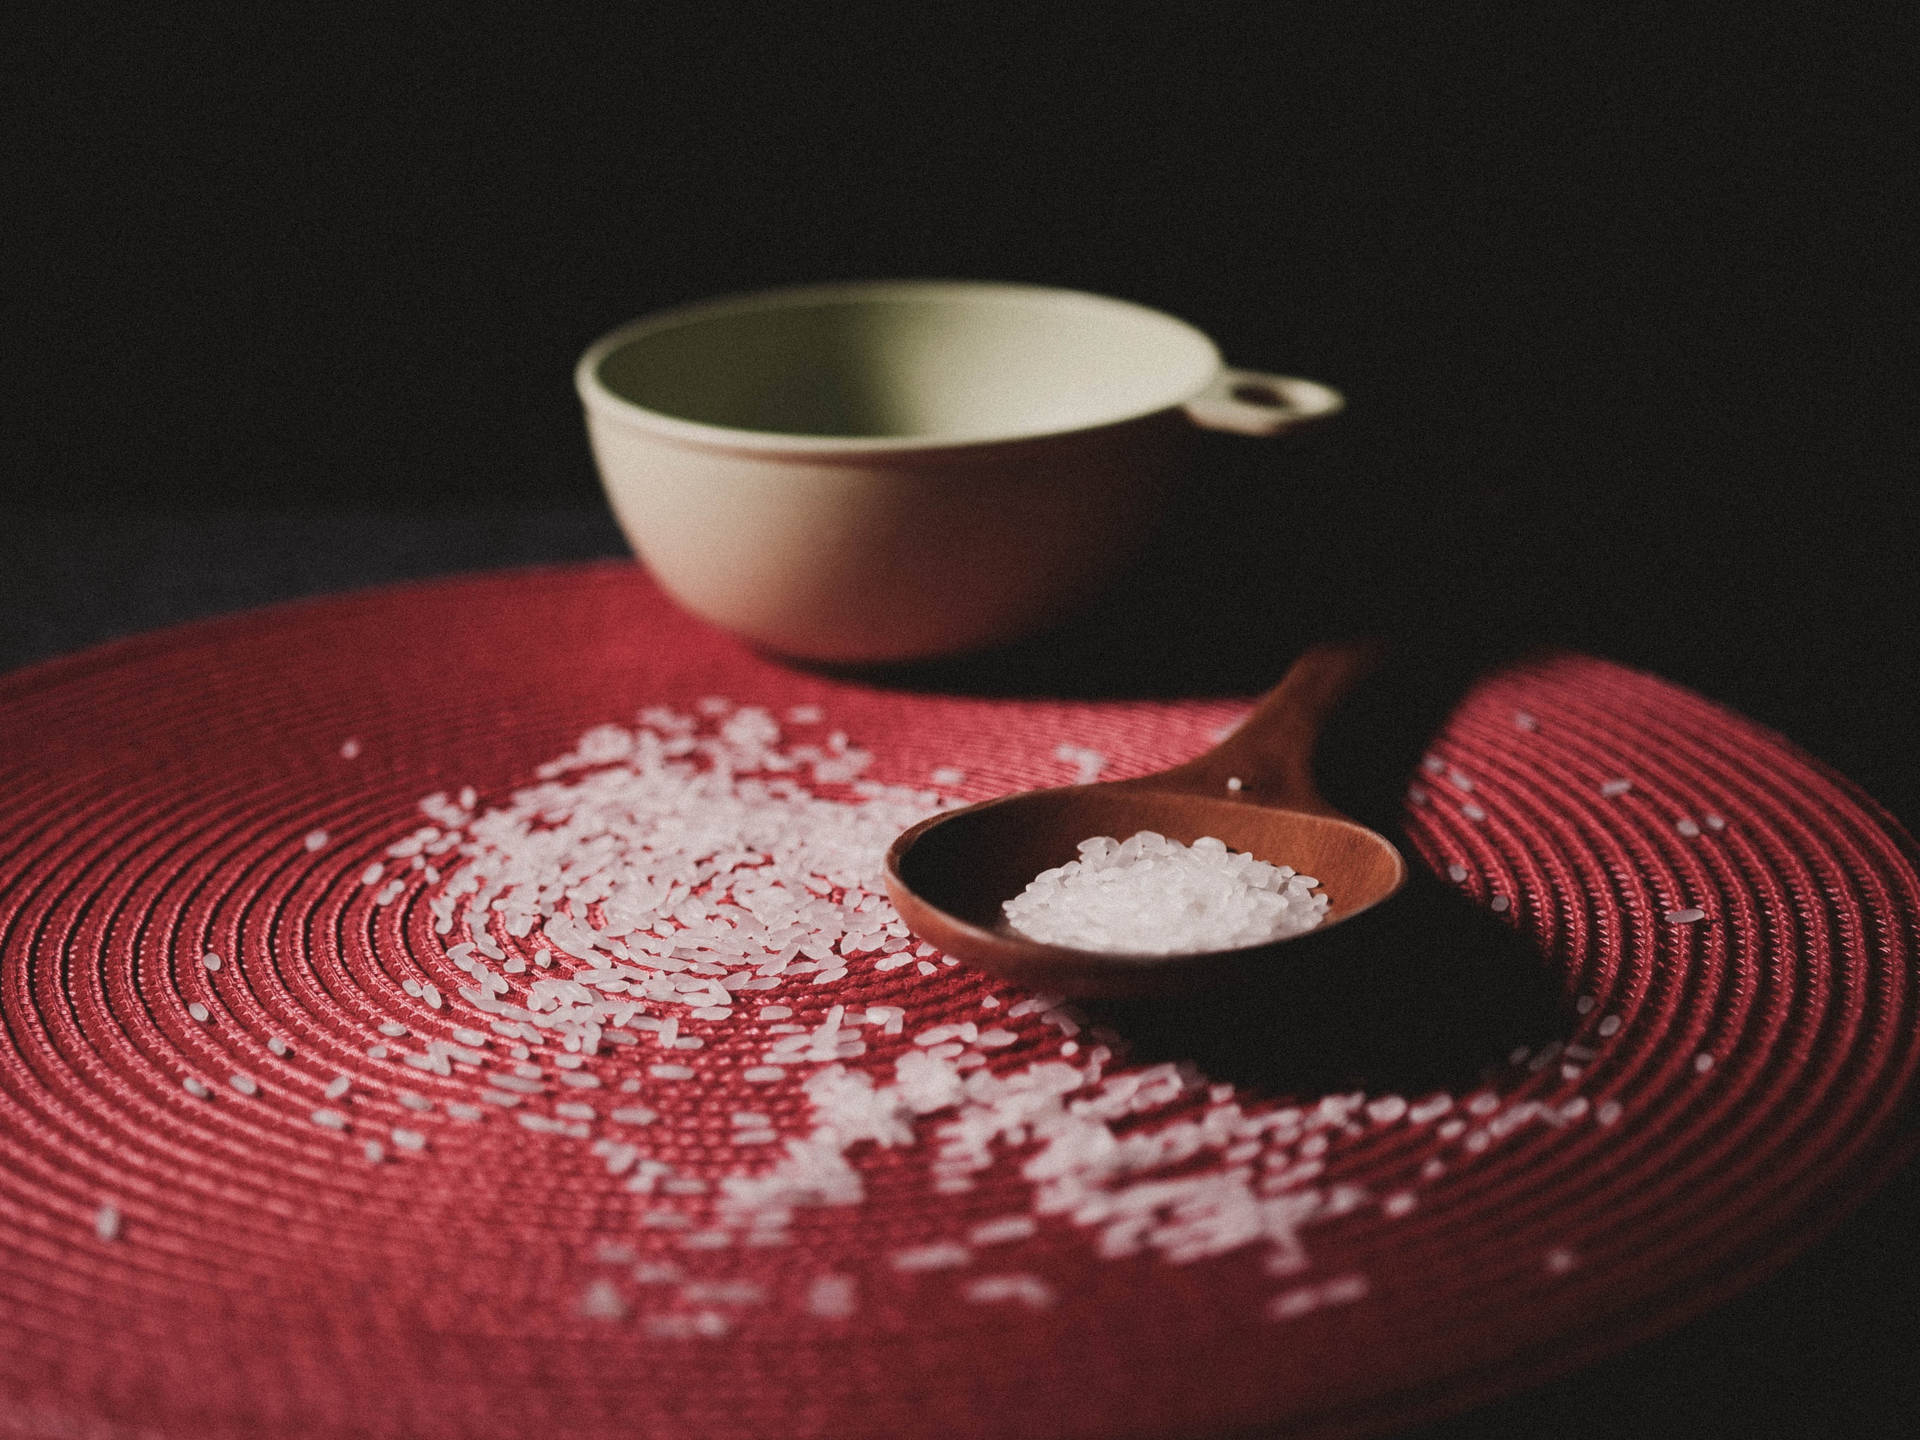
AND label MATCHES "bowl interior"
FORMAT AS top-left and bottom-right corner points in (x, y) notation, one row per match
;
(590, 283), (1220, 444)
